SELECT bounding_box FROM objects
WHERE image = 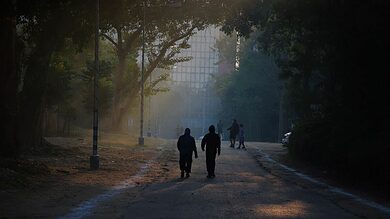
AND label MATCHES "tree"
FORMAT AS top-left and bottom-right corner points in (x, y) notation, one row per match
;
(0, 0), (96, 155)
(0, 0), (18, 157)
(222, 0), (390, 188)
(215, 32), (281, 141)
(99, 0), (230, 129)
